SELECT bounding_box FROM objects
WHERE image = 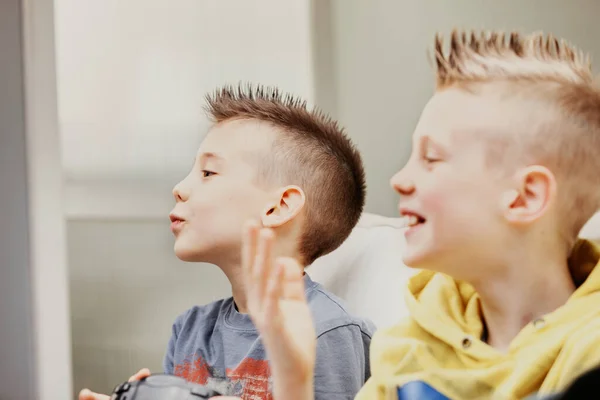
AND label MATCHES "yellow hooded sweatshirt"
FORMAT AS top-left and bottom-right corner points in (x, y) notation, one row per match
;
(356, 239), (600, 400)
